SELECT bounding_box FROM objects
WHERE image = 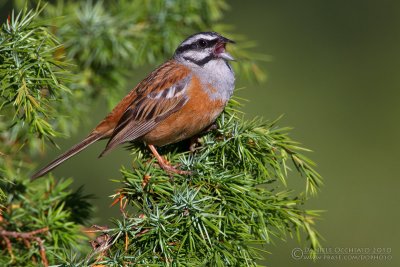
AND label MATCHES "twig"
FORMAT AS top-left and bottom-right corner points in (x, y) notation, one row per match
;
(3, 235), (14, 261)
(34, 236), (49, 267)
(0, 227), (49, 267)
(0, 227), (49, 238)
